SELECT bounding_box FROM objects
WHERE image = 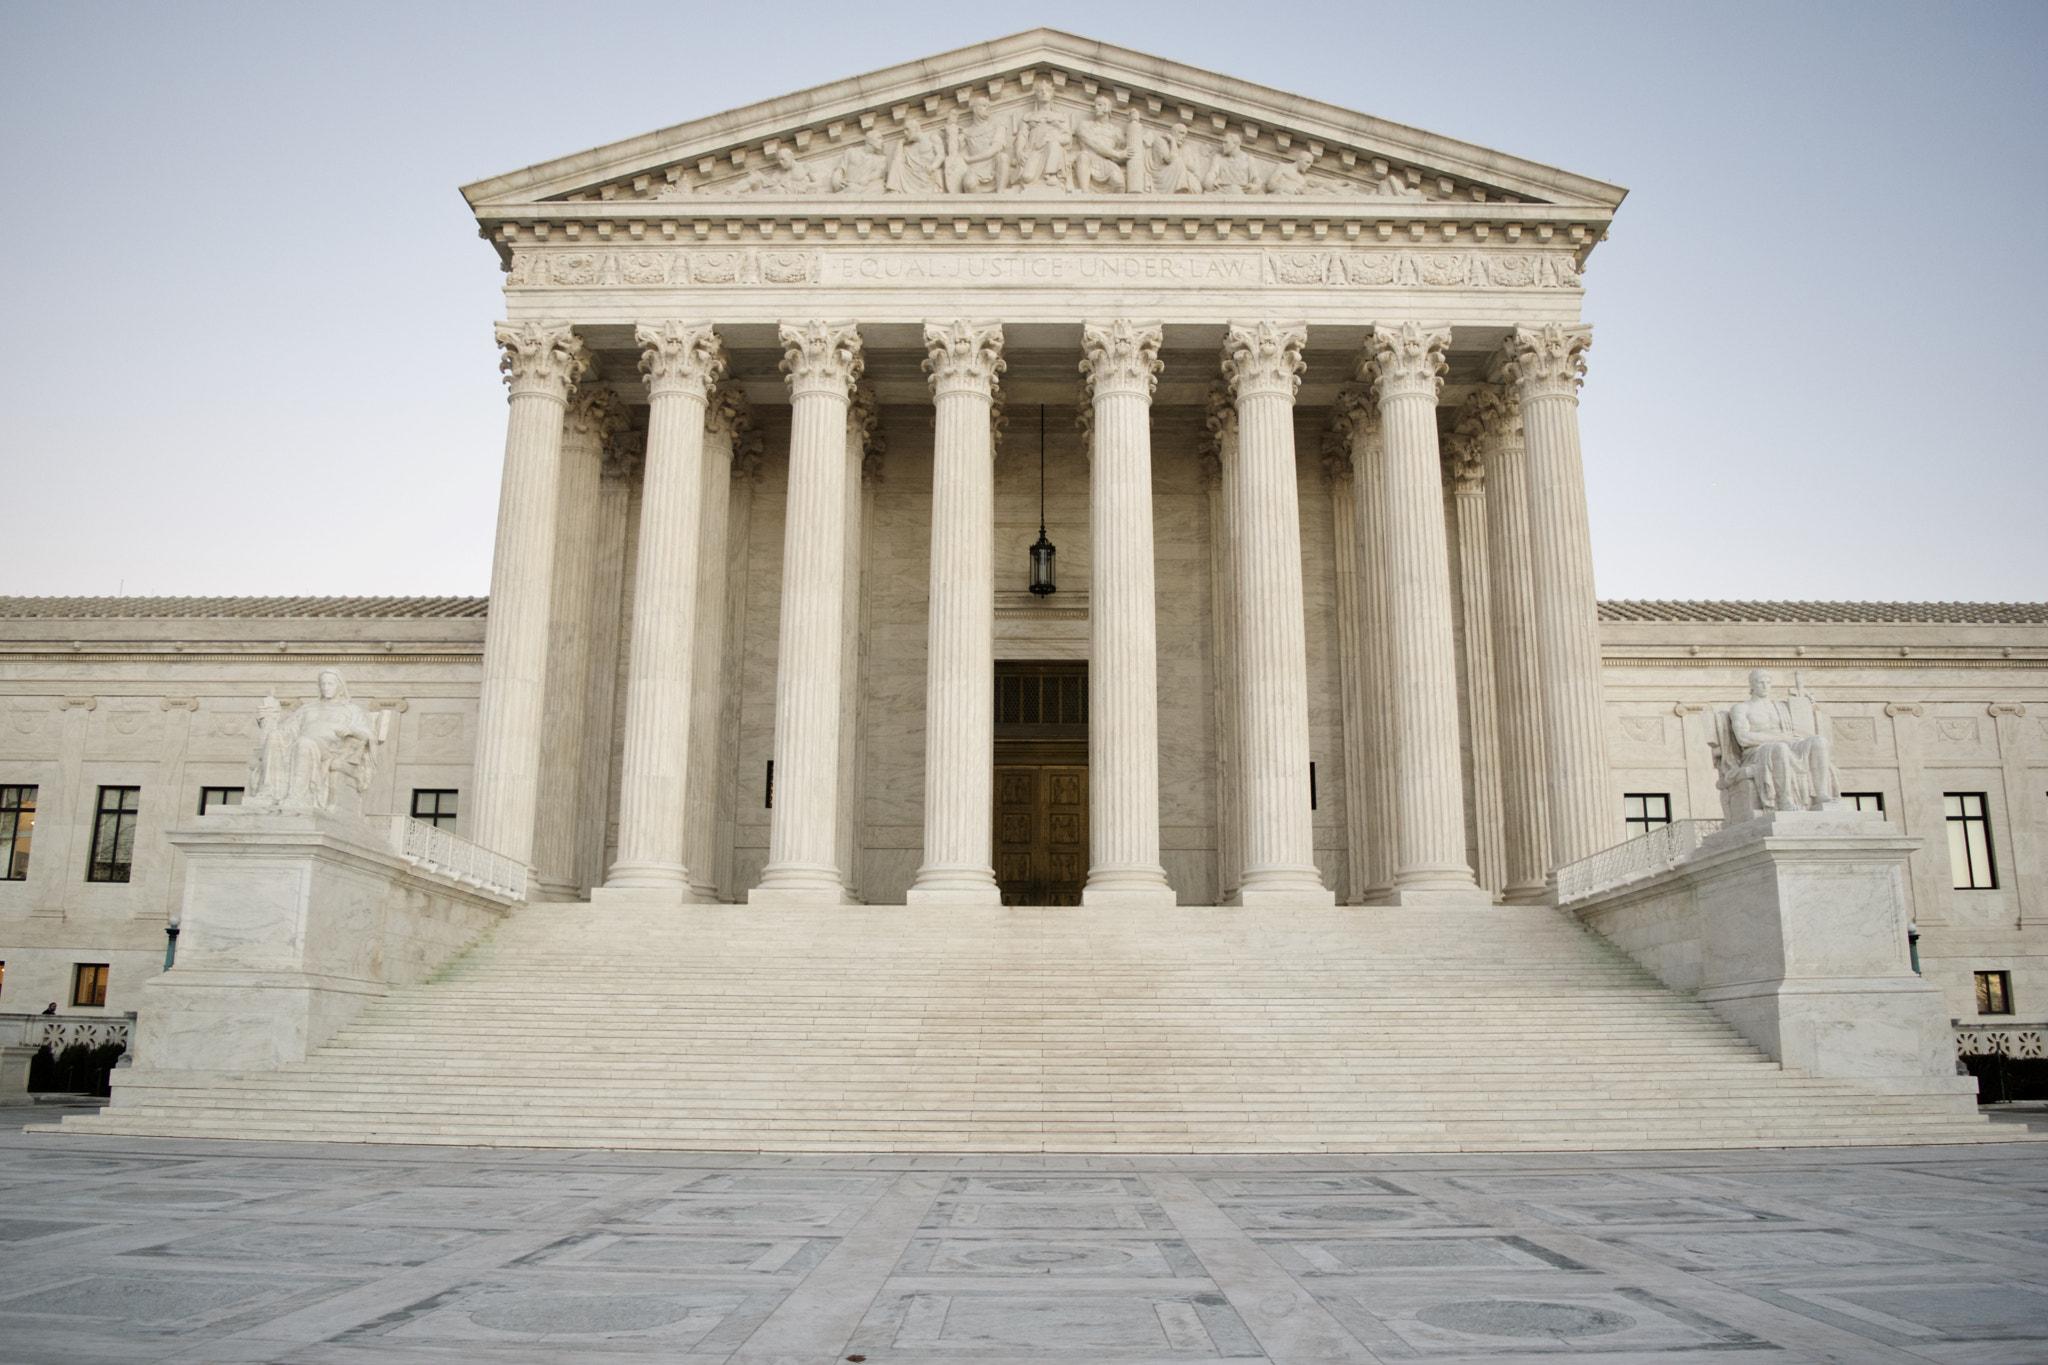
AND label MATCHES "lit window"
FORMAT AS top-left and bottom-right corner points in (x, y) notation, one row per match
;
(0, 785), (34, 880)
(71, 963), (108, 1008)
(1842, 792), (1885, 815)
(1623, 793), (1672, 838)
(87, 786), (141, 884)
(197, 786), (244, 815)
(410, 789), (459, 831)
(1974, 970), (2013, 1016)
(1944, 793), (1997, 890)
